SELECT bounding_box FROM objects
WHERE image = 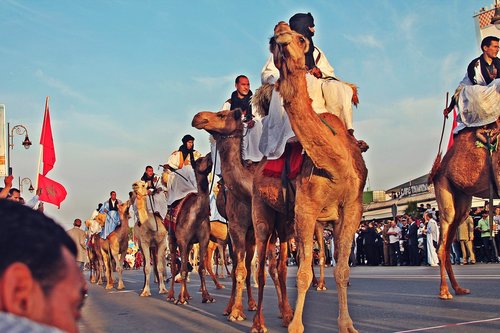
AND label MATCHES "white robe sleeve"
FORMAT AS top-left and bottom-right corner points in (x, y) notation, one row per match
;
(261, 53), (279, 85)
(314, 47), (336, 79)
